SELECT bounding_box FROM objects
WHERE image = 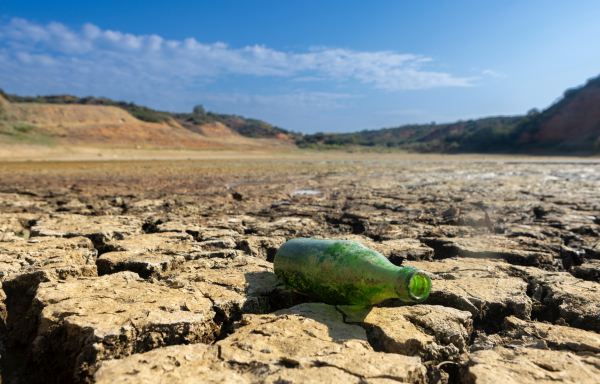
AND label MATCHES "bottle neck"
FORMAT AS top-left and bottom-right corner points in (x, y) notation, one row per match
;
(395, 267), (432, 302)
